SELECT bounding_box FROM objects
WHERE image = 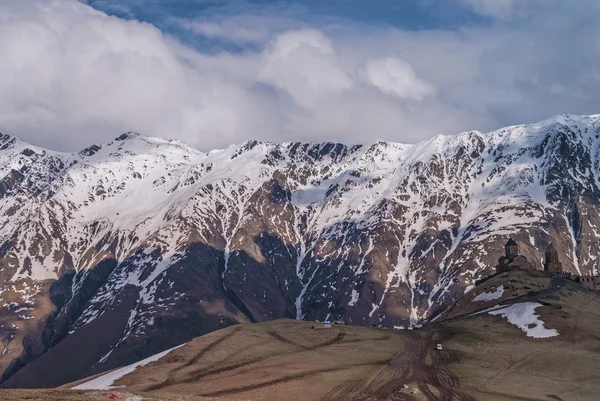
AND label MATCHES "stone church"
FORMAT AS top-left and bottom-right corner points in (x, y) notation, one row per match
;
(495, 238), (600, 290)
(496, 238), (565, 274)
(543, 242), (563, 274)
(496, 238), (534, 272)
